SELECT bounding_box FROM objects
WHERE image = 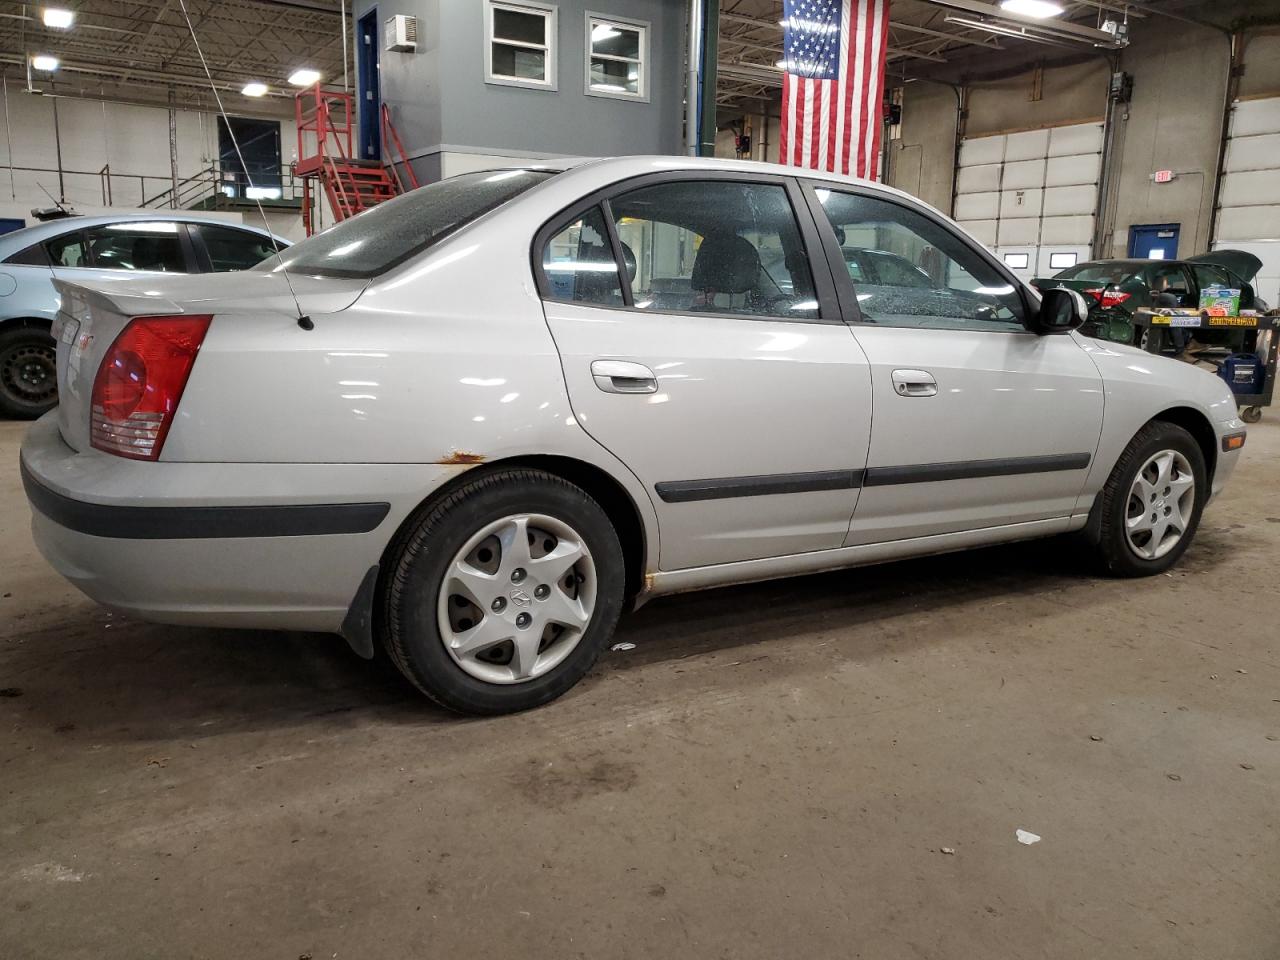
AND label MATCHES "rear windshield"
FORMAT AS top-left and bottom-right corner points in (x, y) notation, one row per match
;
(268, 168), (556, 278)
(1055, 263), (1139, 284)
